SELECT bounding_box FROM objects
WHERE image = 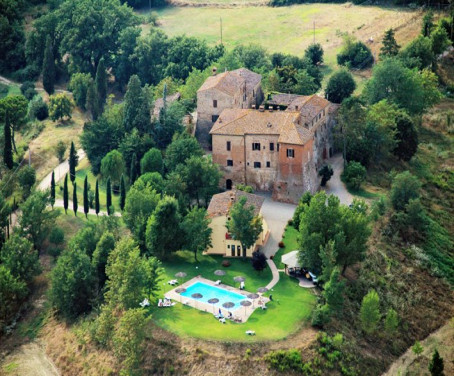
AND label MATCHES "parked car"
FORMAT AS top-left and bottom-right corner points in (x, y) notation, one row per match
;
(308, 271), (318, 284)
